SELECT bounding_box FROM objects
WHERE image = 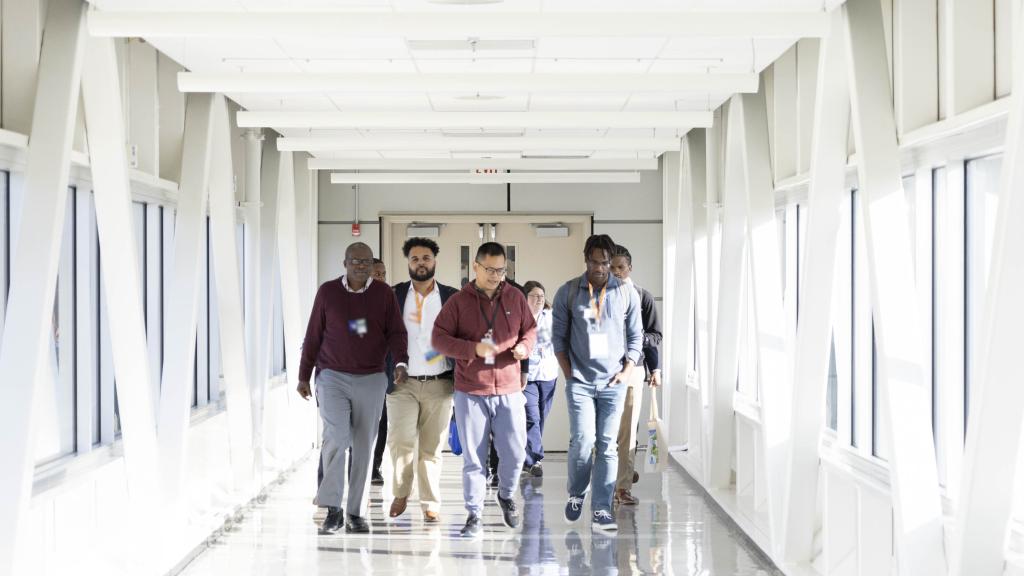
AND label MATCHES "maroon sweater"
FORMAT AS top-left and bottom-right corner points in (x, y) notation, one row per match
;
(298, 278), (409, 382)
(431, 282), (537, 396)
